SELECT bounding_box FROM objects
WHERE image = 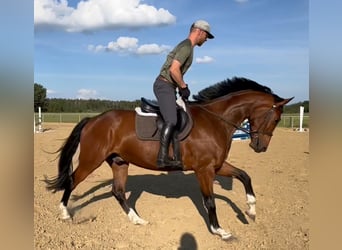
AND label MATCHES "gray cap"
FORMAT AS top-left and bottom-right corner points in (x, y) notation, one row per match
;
(192, 20), (214, 39)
